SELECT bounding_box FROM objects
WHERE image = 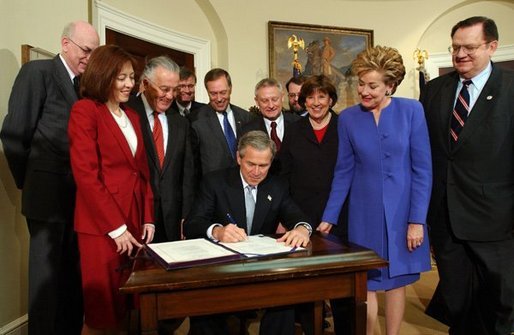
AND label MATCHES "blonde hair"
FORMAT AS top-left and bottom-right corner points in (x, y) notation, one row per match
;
(351, 45), (405, 94)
